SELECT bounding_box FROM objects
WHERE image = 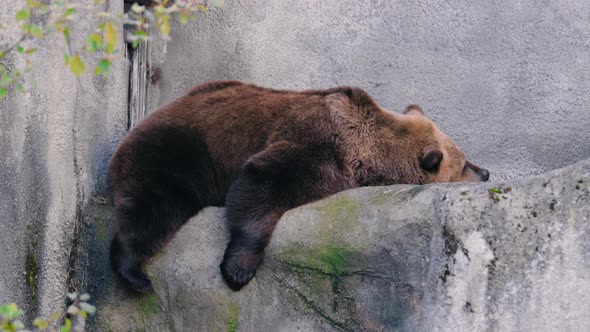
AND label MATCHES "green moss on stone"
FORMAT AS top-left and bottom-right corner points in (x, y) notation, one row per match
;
(276, 194), (366, 276)
(313, 194), (364, 249)
(226, 303), (239, 332)
(317, 246), (354, 275)
(277, 243), (359, 276)
(276, 244), (361, 329)
(24, 248), (38, 294)
(274, 193), (369, 322)
(134, 292), (159, 320)
(314, 194), (360, 232)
